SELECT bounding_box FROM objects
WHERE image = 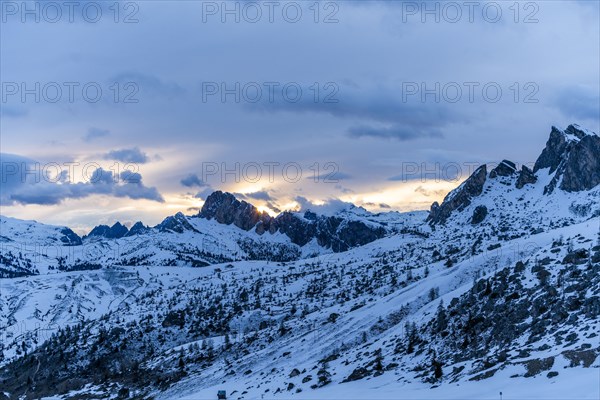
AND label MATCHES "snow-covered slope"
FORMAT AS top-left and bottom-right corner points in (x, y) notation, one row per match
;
(0, 124), (598, 400)
(1, 216), (597, 399)
(1, 198), (418, 278)
(0, 216), (82, 277)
